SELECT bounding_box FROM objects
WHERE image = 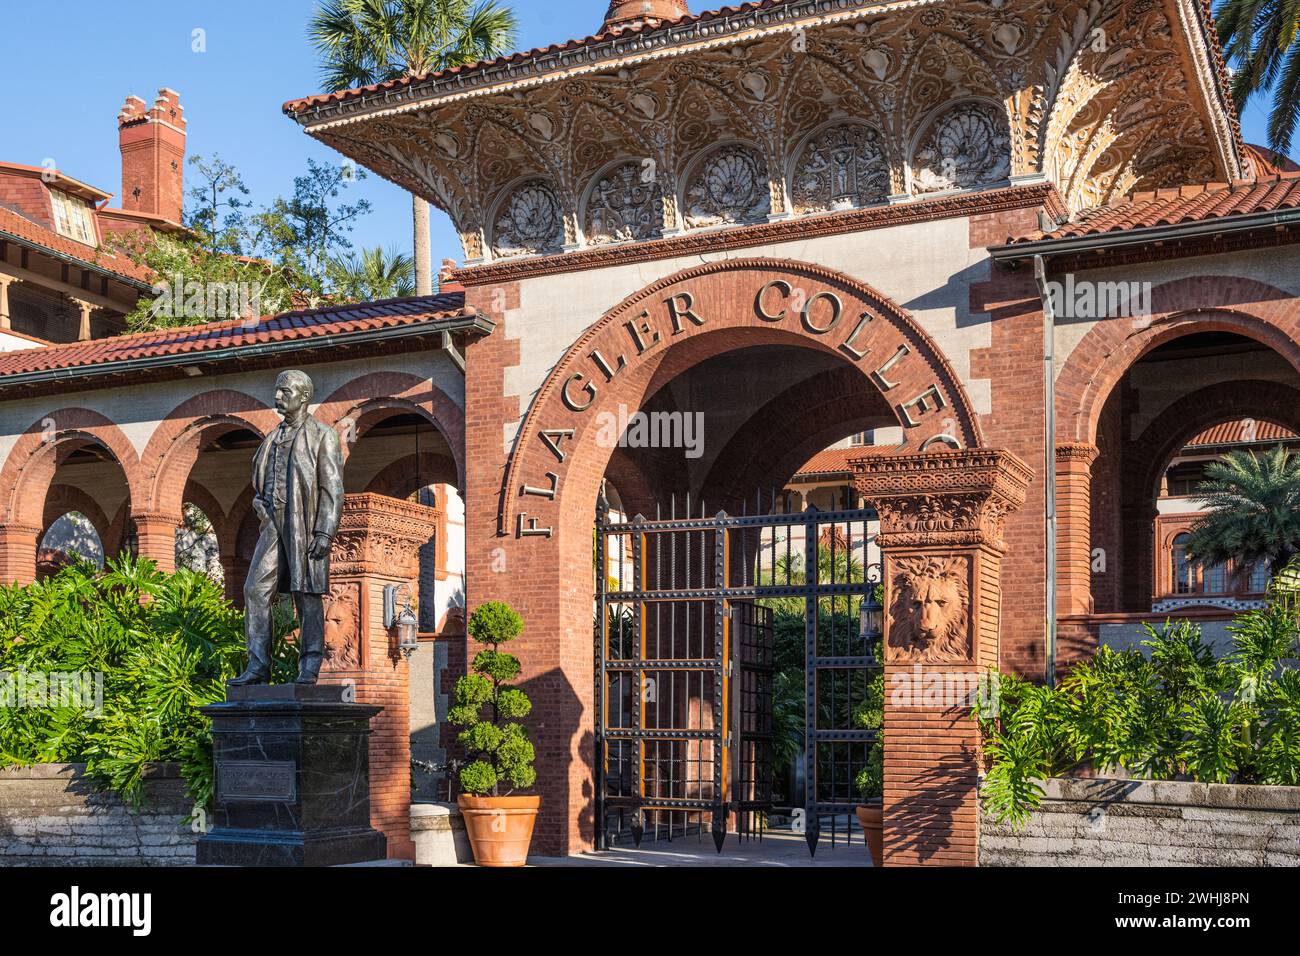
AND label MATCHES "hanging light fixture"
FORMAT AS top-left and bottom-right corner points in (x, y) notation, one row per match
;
(859, 565), (884, 660)
(384, 583), (420, 659)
